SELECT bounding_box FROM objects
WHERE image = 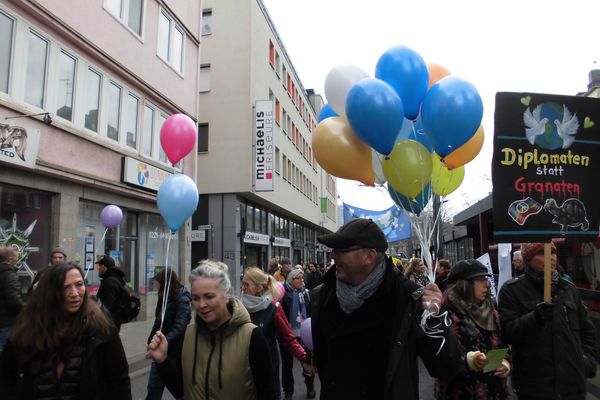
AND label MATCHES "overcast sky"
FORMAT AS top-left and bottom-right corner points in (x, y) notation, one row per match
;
(262, 0), (599, 213)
